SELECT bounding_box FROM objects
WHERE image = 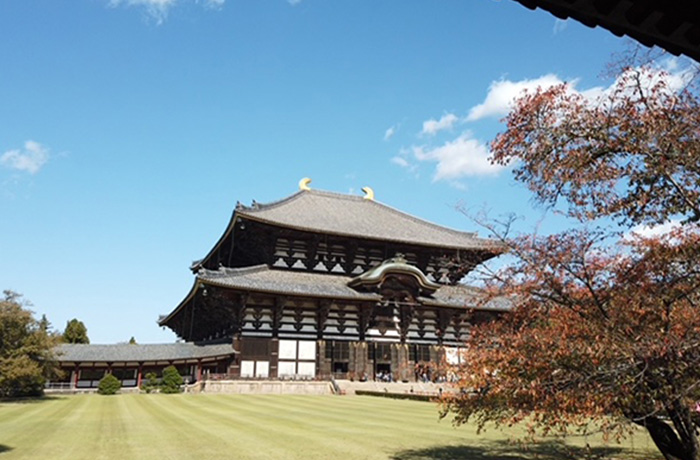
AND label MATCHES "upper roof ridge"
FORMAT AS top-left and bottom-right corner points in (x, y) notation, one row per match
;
(238, 188), (366, 213)
(238, 187), (479, 240)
